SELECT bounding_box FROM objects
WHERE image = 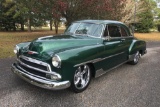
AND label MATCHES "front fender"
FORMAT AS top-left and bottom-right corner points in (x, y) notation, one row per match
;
(57, 44), (104, 81)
